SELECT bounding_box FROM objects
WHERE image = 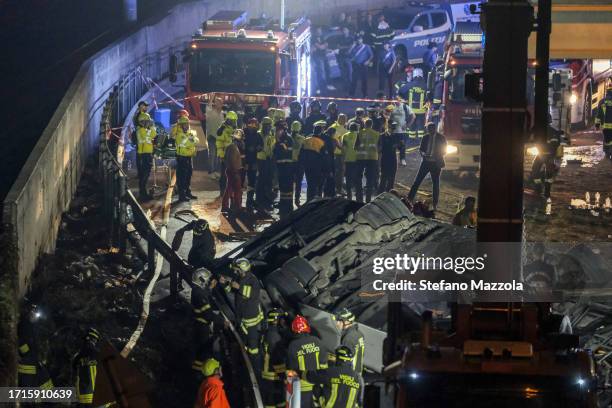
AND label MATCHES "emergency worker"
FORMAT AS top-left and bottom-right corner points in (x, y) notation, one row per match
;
(176, 116), (200, 202)
(304, 100), (327, 136)
(291, 121), (306, 207)
(136, 112), (156, 200)
(17, 312), (53, 390)
(221, 129), (244, 212)
(596, 88), (612, 160)
(302, 346), (361, 408)
(299, 121), (328, 201)
(354, 118), (380, 202)
(73, 328), (100, 406)
(273, 123), (295, 217)
(222, 258), (263, 372)
(342, 122), (360, 200)
(286, 315), (328, 408)
(261, 309), (289, 408)
(191, 279), (224, 374)
(330, 114), (348, 195)
(256, 117), (275, 210)
(216, 111), (238, 195)
(244, 118), (260, 210)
